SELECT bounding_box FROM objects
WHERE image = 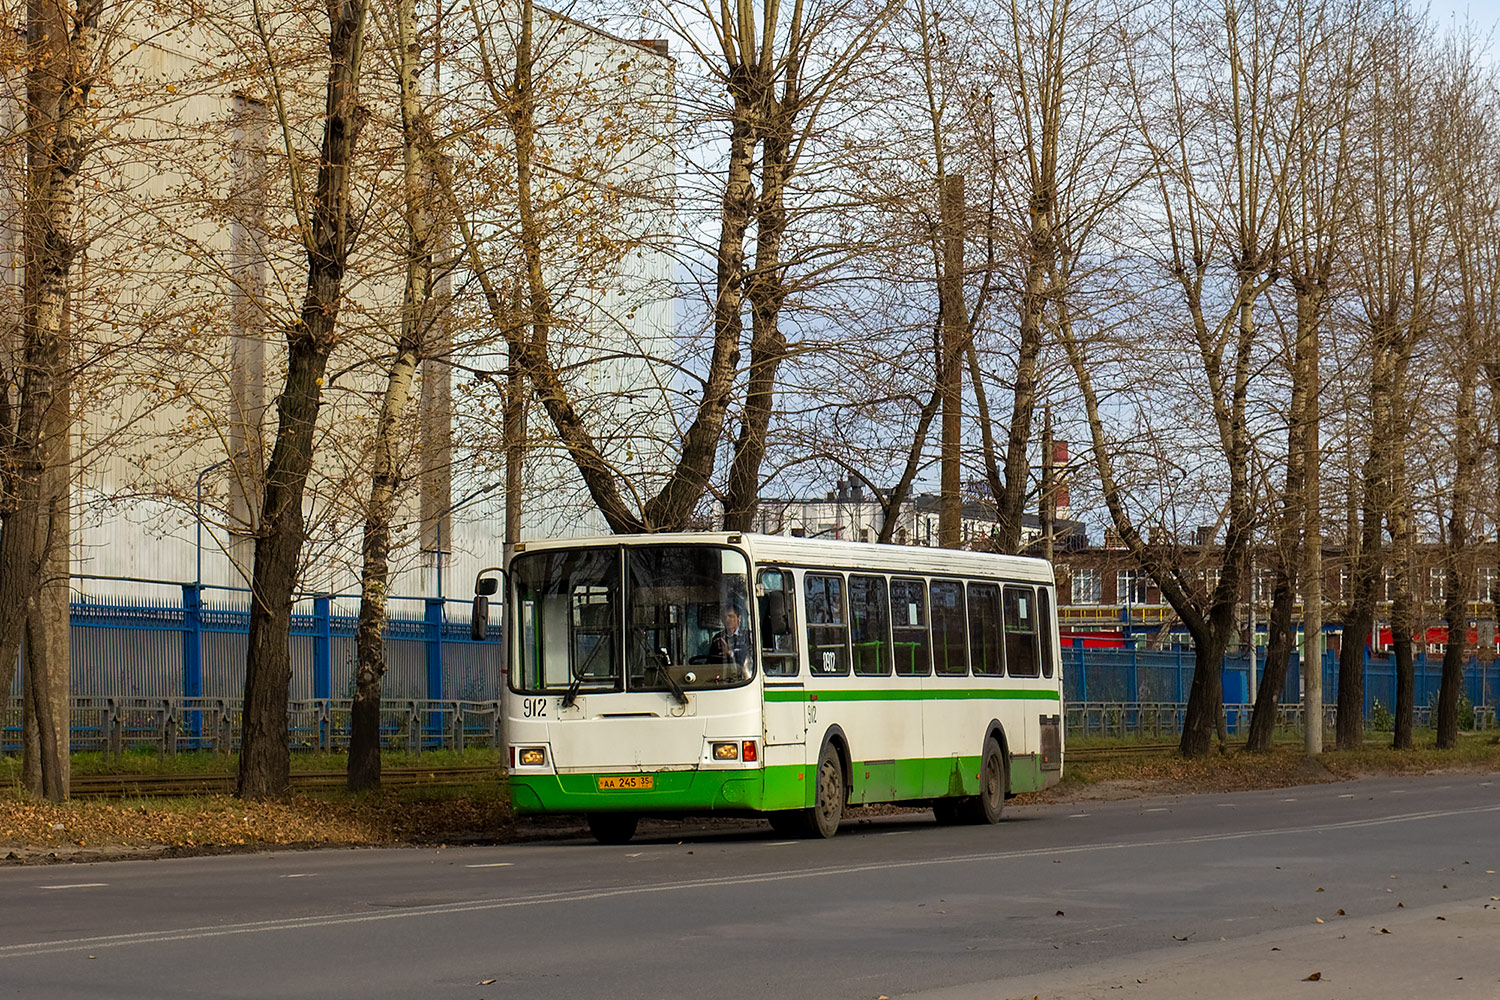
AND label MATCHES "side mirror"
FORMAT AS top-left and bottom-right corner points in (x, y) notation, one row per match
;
(470, 595), (490, 641)
(762, 591), (792, 636)
(476, 577), (499, 596)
